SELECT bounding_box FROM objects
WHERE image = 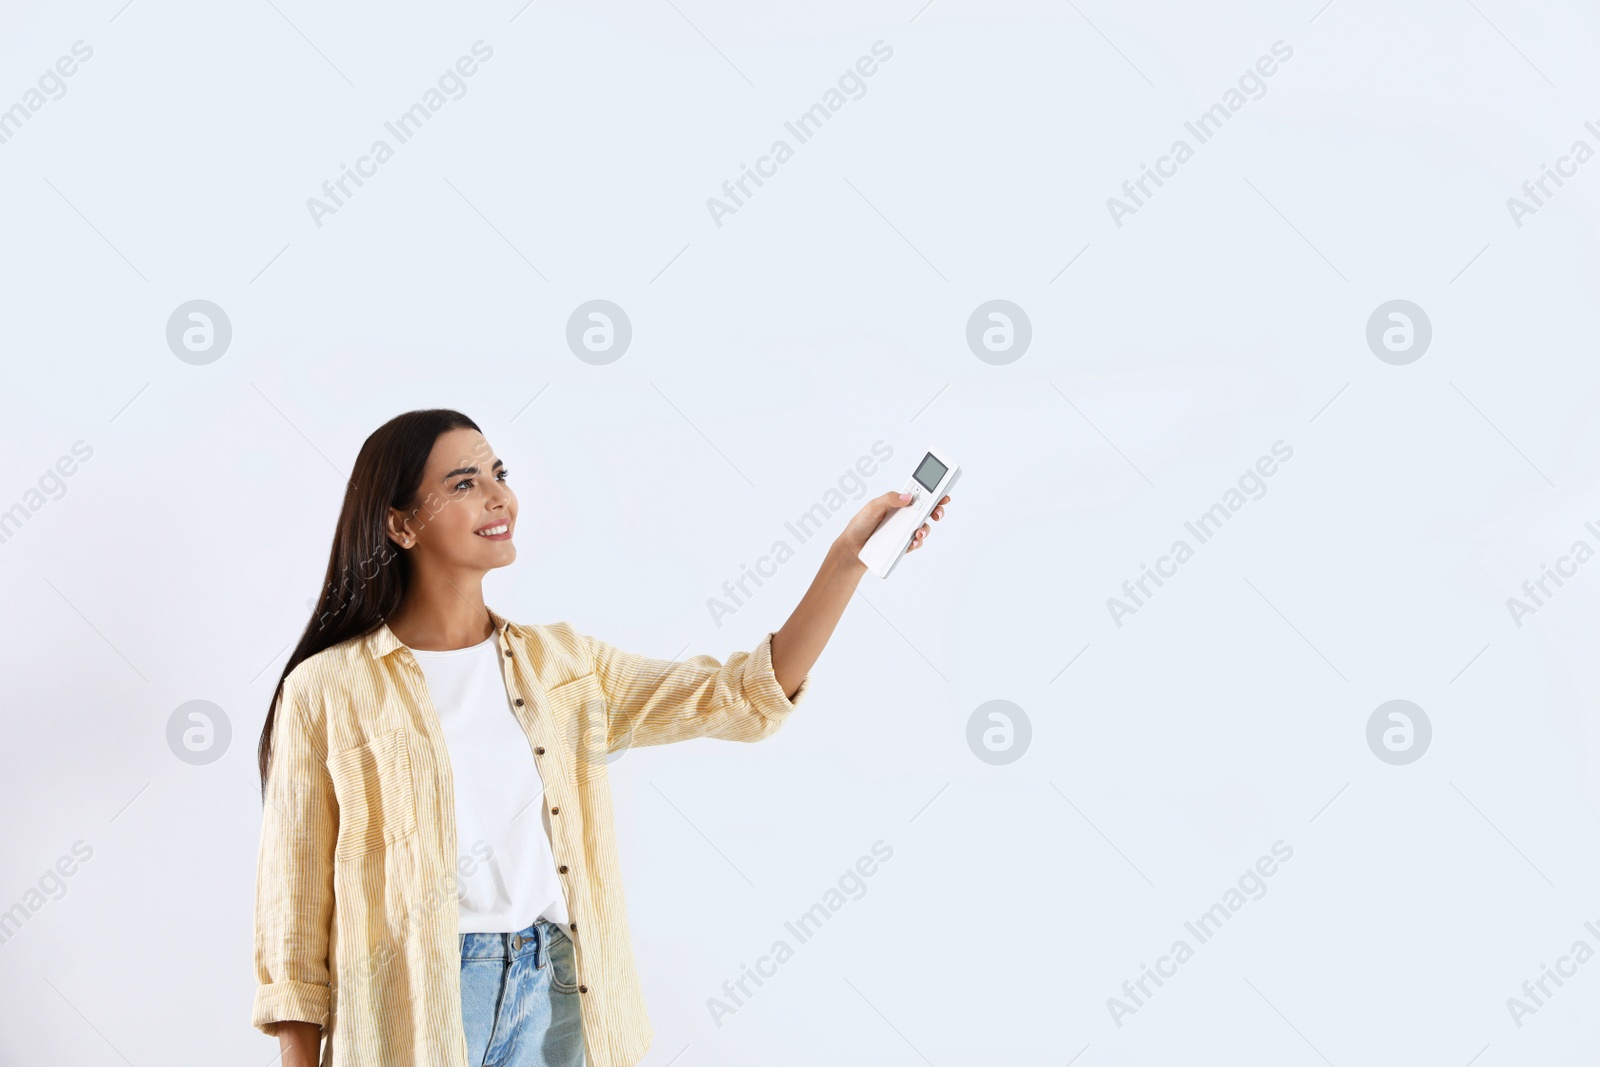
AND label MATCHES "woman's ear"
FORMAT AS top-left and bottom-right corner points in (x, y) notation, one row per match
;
(385, 509), (413, 548)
